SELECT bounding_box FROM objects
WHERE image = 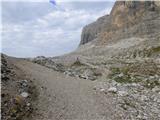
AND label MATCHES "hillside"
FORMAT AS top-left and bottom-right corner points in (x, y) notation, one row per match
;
(29, 1), (160, 119)
(80, 1), (160, 45)
(1, 1), (160, 120)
